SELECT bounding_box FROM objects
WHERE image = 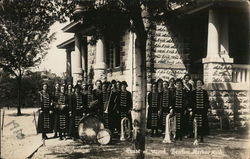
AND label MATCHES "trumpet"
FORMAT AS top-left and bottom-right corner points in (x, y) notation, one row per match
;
(163, 114), (172, 143)
(120, 117), (131, 141)
(193, 118), (199, 146)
